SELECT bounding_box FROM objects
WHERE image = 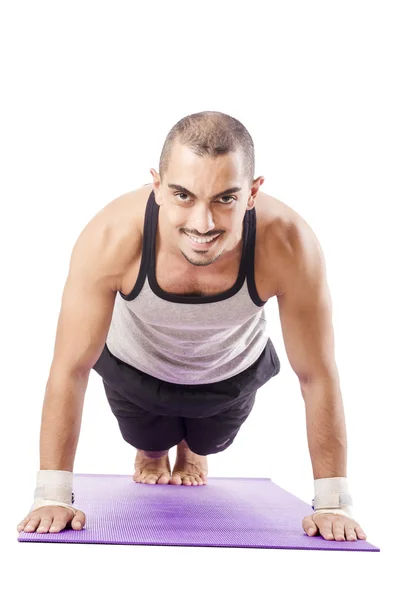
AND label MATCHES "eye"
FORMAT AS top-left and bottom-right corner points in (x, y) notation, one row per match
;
(175, 193), (236, 204)
(218, 196), (236, 204)
(175, 193), (189, 201)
